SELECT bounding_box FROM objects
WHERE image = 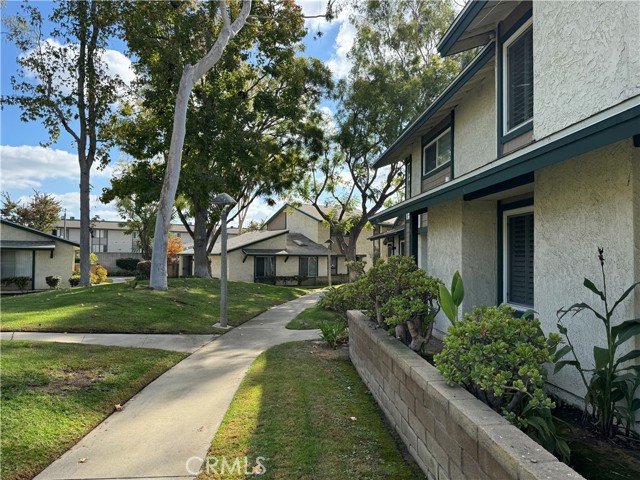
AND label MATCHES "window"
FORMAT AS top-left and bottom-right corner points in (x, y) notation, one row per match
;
(503, 20), (533, 134)
(299, 257), (318, 277)
(0, 250), (32, 279)
(422, 128), (452, 175)
(91, 229), (108, 253)
(131, 231), (140, 253)
(399, 239), (405, 257)
(255, 256), (275, 278)
(503, 207), (534, 308)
